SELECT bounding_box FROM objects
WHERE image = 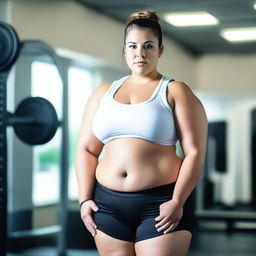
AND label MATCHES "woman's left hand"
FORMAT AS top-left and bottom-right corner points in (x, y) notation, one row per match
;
(155, 199), (183, 234)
